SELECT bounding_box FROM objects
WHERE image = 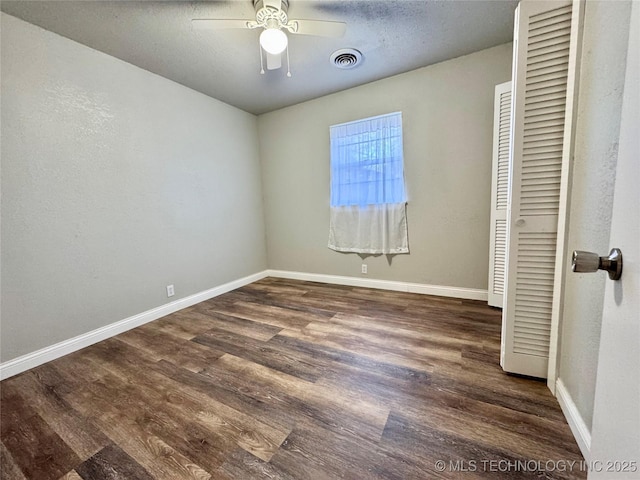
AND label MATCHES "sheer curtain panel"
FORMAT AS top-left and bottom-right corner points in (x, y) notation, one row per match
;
(328, 112), (409, 254)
